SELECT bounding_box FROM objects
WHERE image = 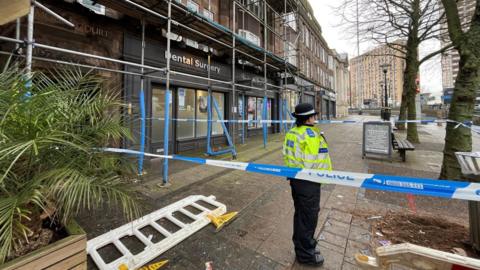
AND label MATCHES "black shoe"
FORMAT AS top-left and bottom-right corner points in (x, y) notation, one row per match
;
(297, 254), (325, 266)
